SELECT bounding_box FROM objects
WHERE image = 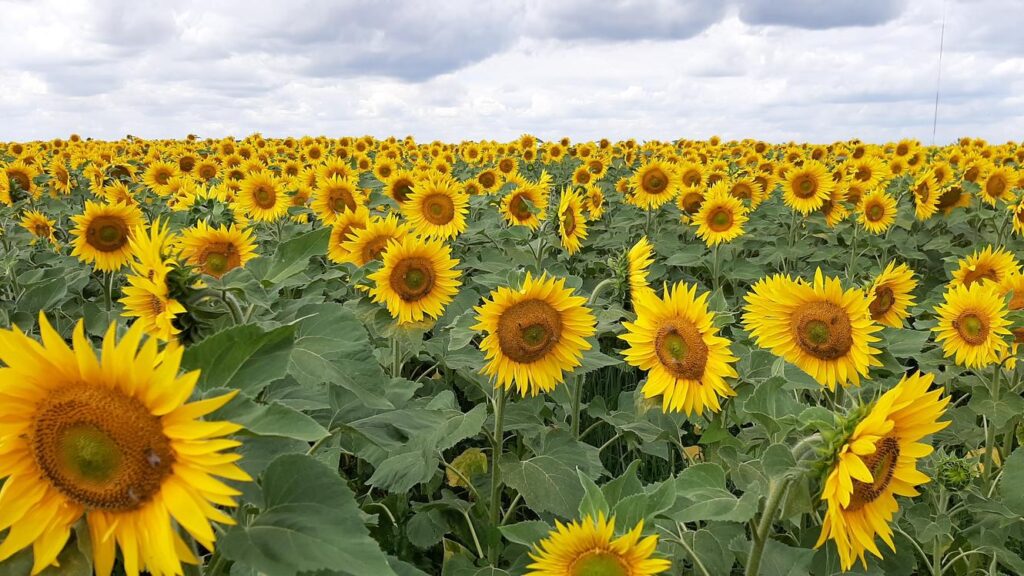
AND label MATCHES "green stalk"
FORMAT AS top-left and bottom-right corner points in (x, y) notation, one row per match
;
(983, 366), (1001, 490)
(488, 387), (508, 564)
(847, 225), (859, 281)
(746, 477), (793, 576)
(104, 271), (116, 311)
